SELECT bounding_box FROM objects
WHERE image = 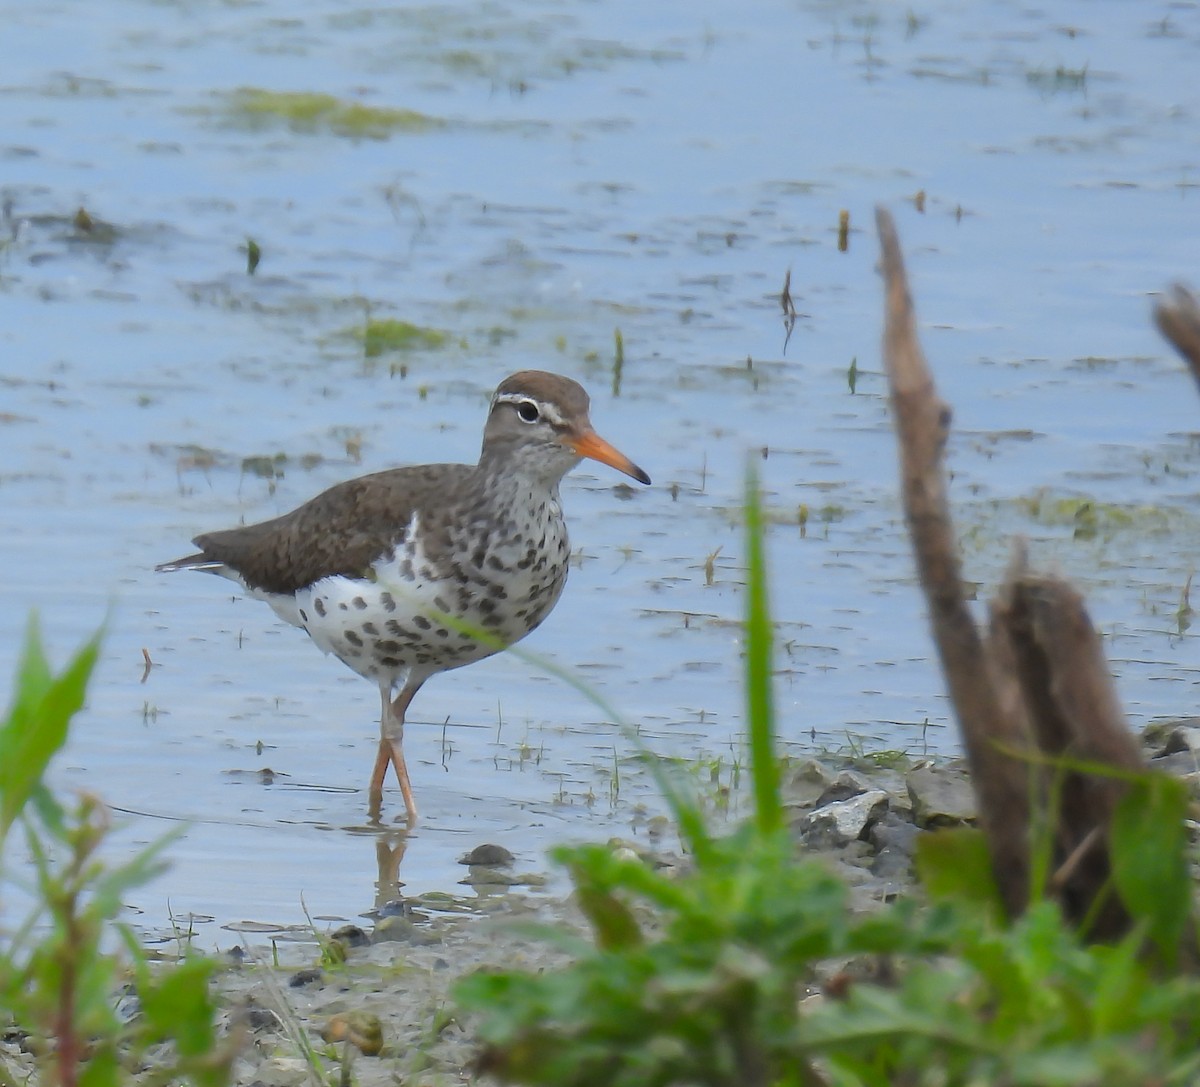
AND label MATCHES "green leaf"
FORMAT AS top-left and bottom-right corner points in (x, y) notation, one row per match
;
(1110, 772), (1191, 962)
(743, 460), (781, 837)
(915, 827), (1005, 917)
(0, 615), (102, 838)
(138, 957), (220, 1057)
